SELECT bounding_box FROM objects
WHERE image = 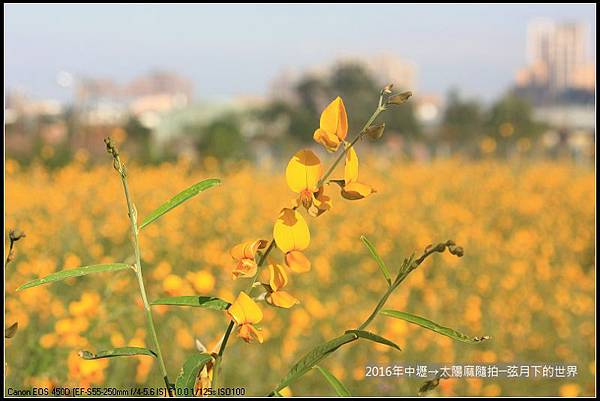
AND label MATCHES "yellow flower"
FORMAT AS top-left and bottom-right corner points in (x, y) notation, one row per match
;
(230, 239), (269, 279)
(265, 263), (299, 309)
(313, 97), (348, 152)
(273, 208), (311, 273)
(226, 292), (263, 343)
(337, 146), (376, 200)
(308, 186), (333, 217)
(286, 149), (323, 210)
